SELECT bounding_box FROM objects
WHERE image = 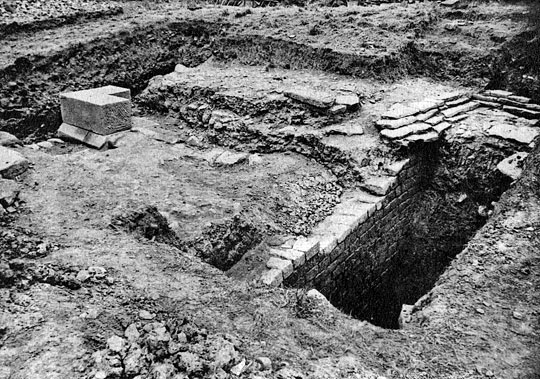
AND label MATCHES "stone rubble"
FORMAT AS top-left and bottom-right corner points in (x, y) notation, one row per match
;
(496, 152), (528, 180)
(377, 89), (540, 147)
